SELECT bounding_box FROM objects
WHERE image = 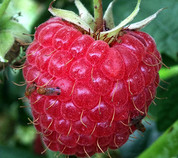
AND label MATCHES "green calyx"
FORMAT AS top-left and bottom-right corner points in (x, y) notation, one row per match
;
(49, 0), (163, 44)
